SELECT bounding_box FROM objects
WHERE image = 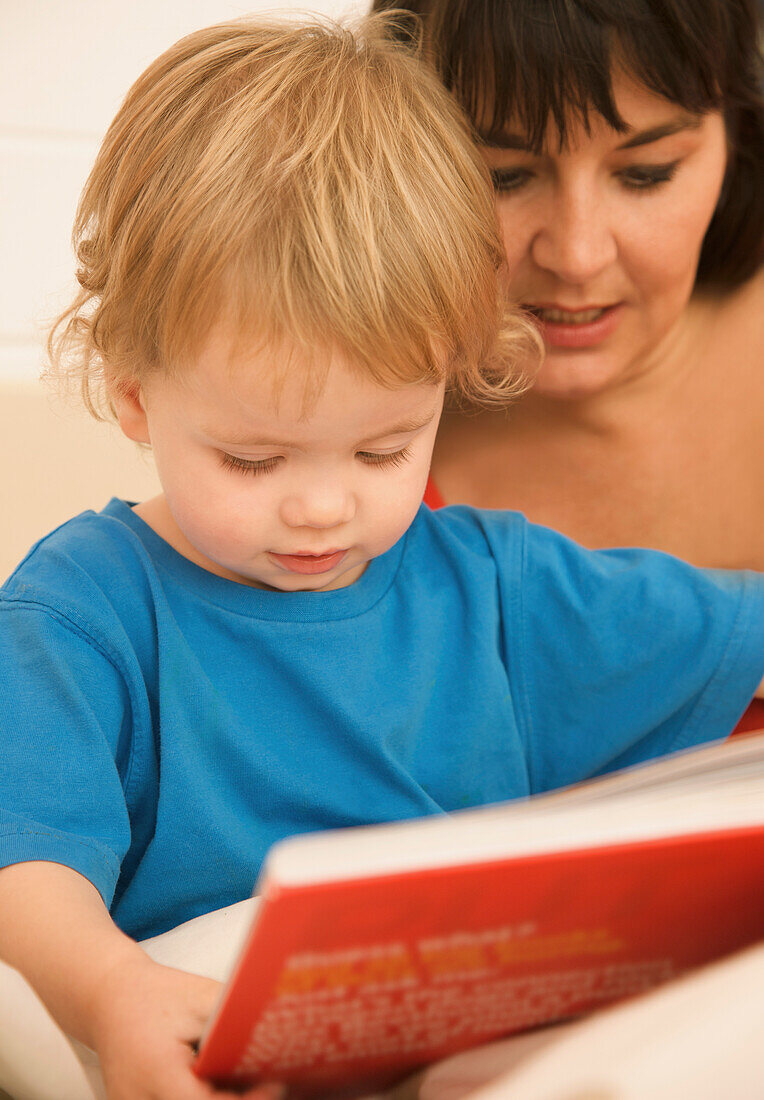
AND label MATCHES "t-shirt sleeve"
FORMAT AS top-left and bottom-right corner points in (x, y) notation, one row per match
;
(492, 519), (764, 793)
(0, 601), (133, 907)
